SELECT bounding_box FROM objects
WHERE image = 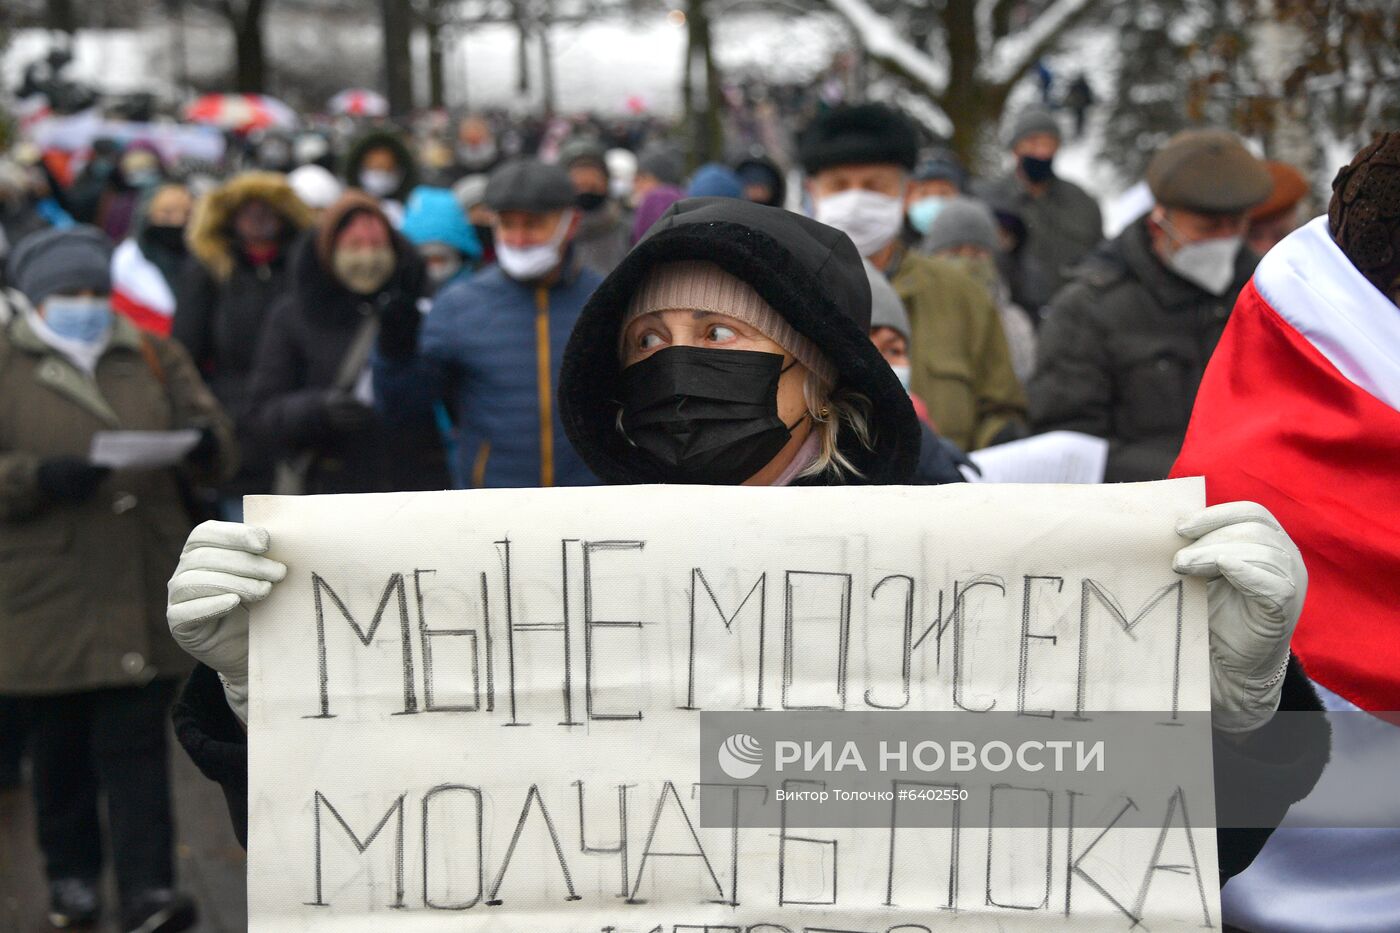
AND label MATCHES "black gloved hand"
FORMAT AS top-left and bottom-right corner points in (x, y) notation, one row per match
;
(186, 427), (220, 468)
(323, 392), (377, 435)
(376, 294), (422, 362)
(36, 457), (110, 504)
